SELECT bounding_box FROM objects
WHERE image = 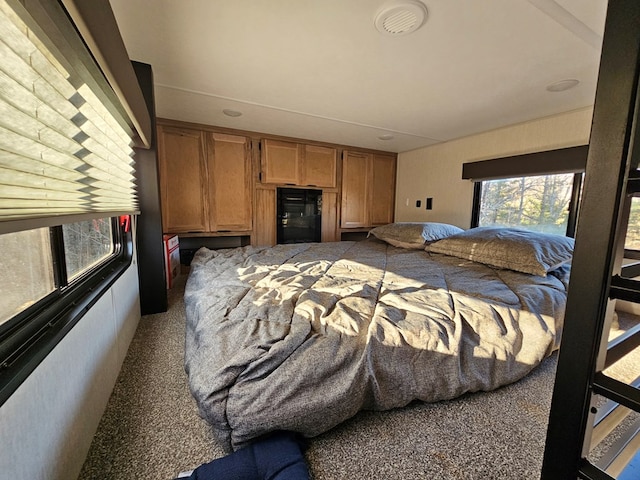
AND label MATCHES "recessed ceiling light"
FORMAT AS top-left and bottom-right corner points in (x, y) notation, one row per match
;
(374, 1), (428, 36)
(378, 134), (395, 141)
(223, 109), (243, 117)
(546, 79), (580, 92)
